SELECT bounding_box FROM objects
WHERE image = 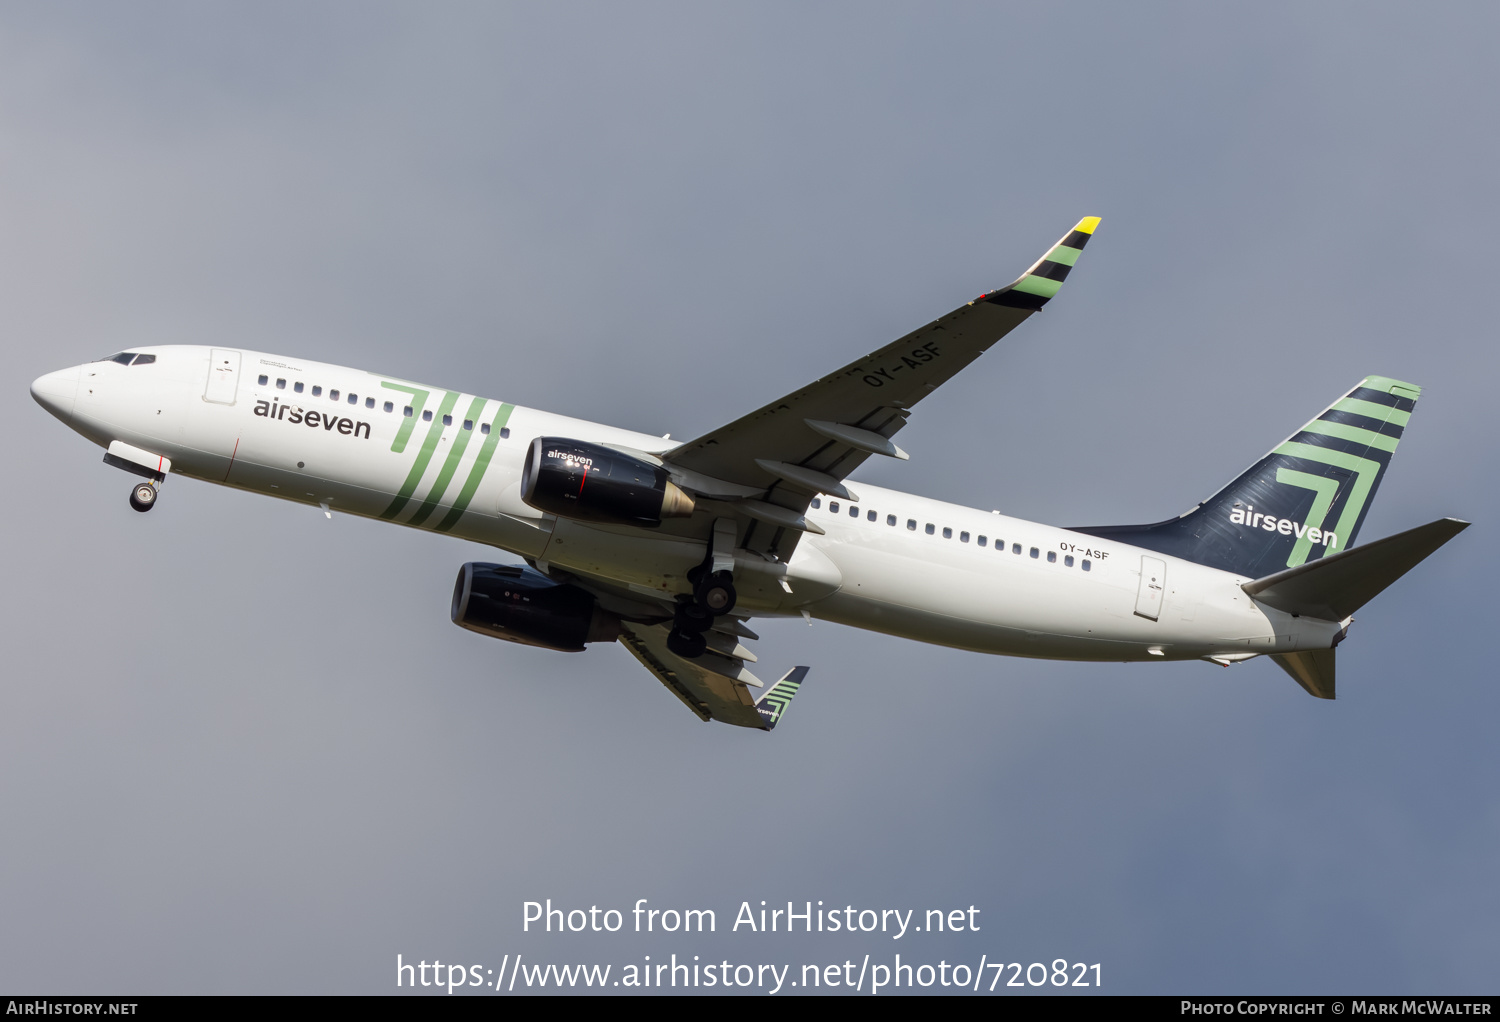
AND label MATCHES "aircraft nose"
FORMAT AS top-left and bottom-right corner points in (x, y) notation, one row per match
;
(31, 365), (80, 421)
